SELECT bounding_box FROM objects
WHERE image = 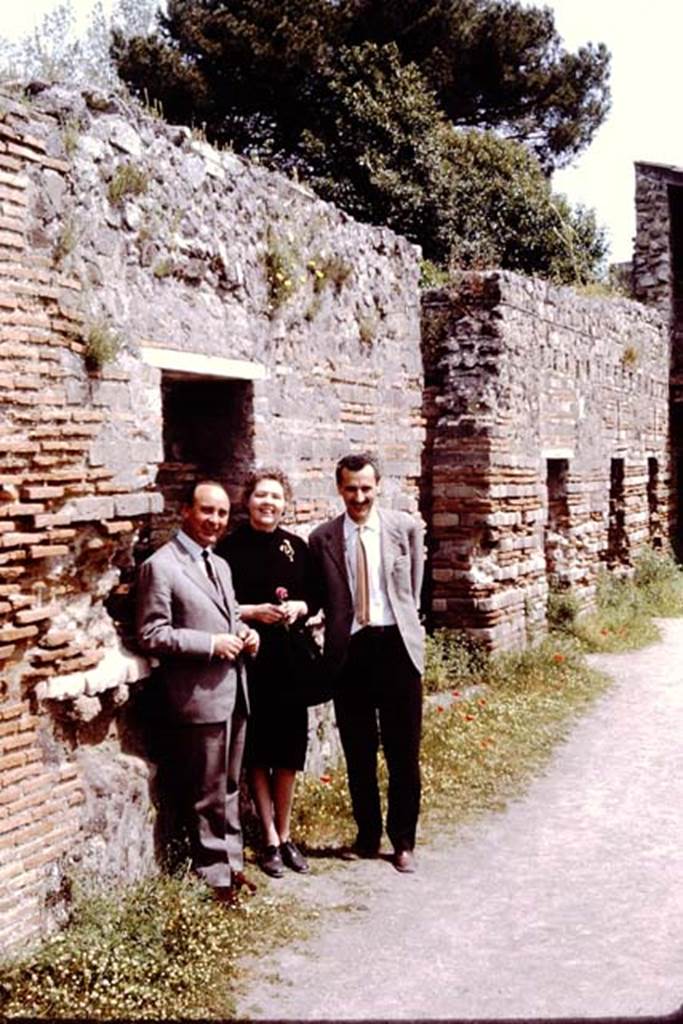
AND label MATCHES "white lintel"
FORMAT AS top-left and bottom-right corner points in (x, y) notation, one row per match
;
(541, 447), (574, 460)
(140, 345), (266, 380)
